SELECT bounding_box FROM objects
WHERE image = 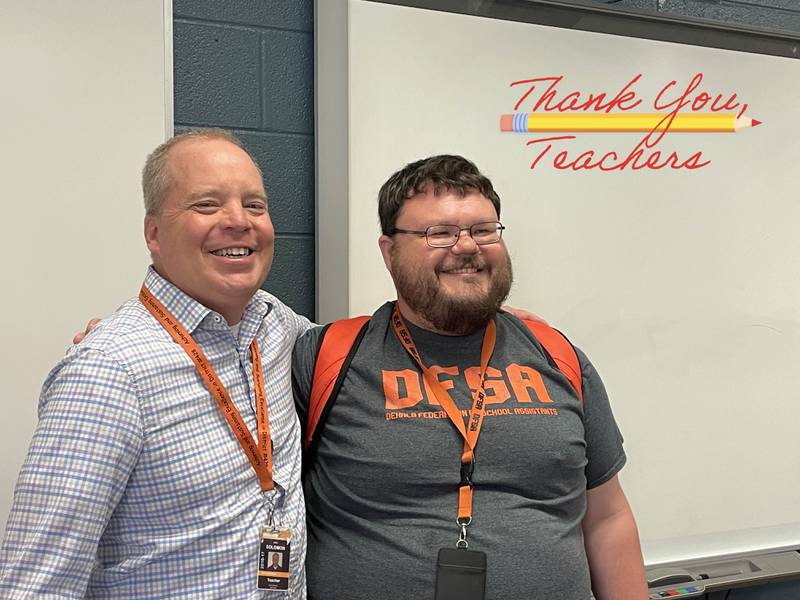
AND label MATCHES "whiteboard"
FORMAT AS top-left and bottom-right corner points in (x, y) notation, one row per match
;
(0, 1), (171, 537)
(316, 0), (800, 565)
